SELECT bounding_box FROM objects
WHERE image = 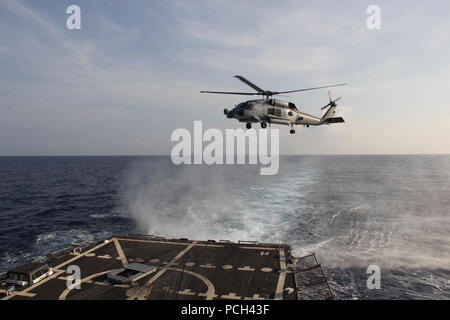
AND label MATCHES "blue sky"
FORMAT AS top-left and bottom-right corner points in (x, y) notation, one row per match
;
(1, 0), (450, 155)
